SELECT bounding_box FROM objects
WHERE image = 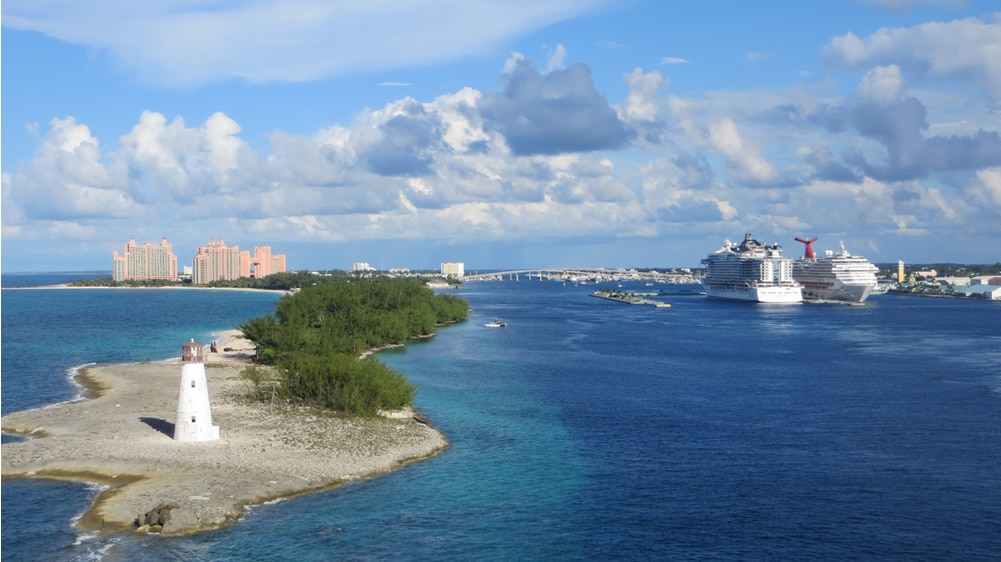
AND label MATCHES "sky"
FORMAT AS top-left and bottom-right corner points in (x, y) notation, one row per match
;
(3, 0), (1001, 273)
